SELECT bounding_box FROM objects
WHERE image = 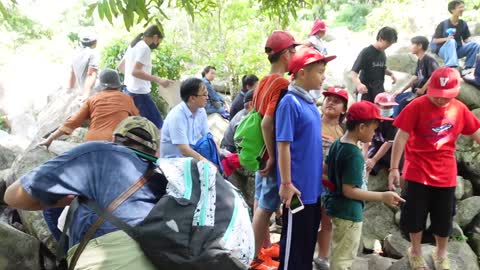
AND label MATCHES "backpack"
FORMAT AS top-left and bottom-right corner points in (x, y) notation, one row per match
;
(191, 132), (224, 172)
(430, 19), (467, 53)
(234, 77), (283, 171)
(62, 158), (254, 270)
